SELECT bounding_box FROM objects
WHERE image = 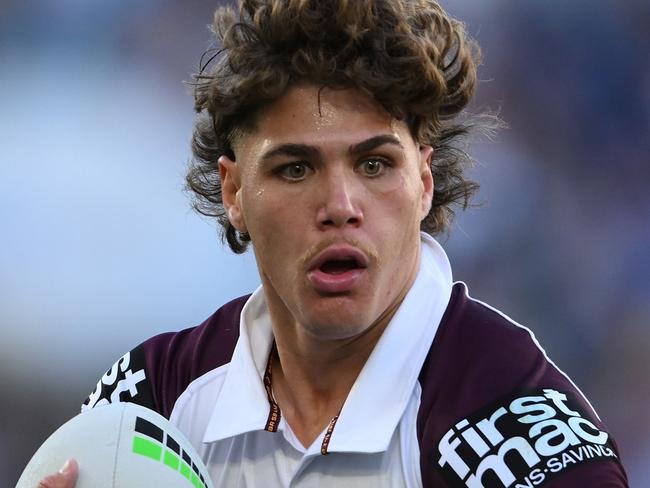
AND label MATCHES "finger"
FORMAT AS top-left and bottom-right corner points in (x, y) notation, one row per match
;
(37, 459), (79, 488)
